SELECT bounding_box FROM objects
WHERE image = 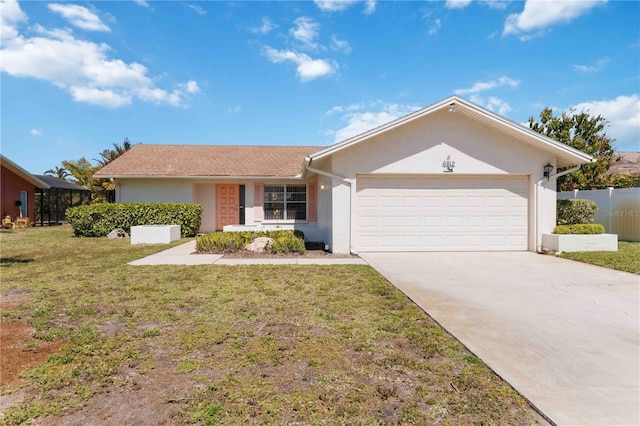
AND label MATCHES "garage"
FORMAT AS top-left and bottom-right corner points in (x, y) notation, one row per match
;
(356, 175), (529, 252)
